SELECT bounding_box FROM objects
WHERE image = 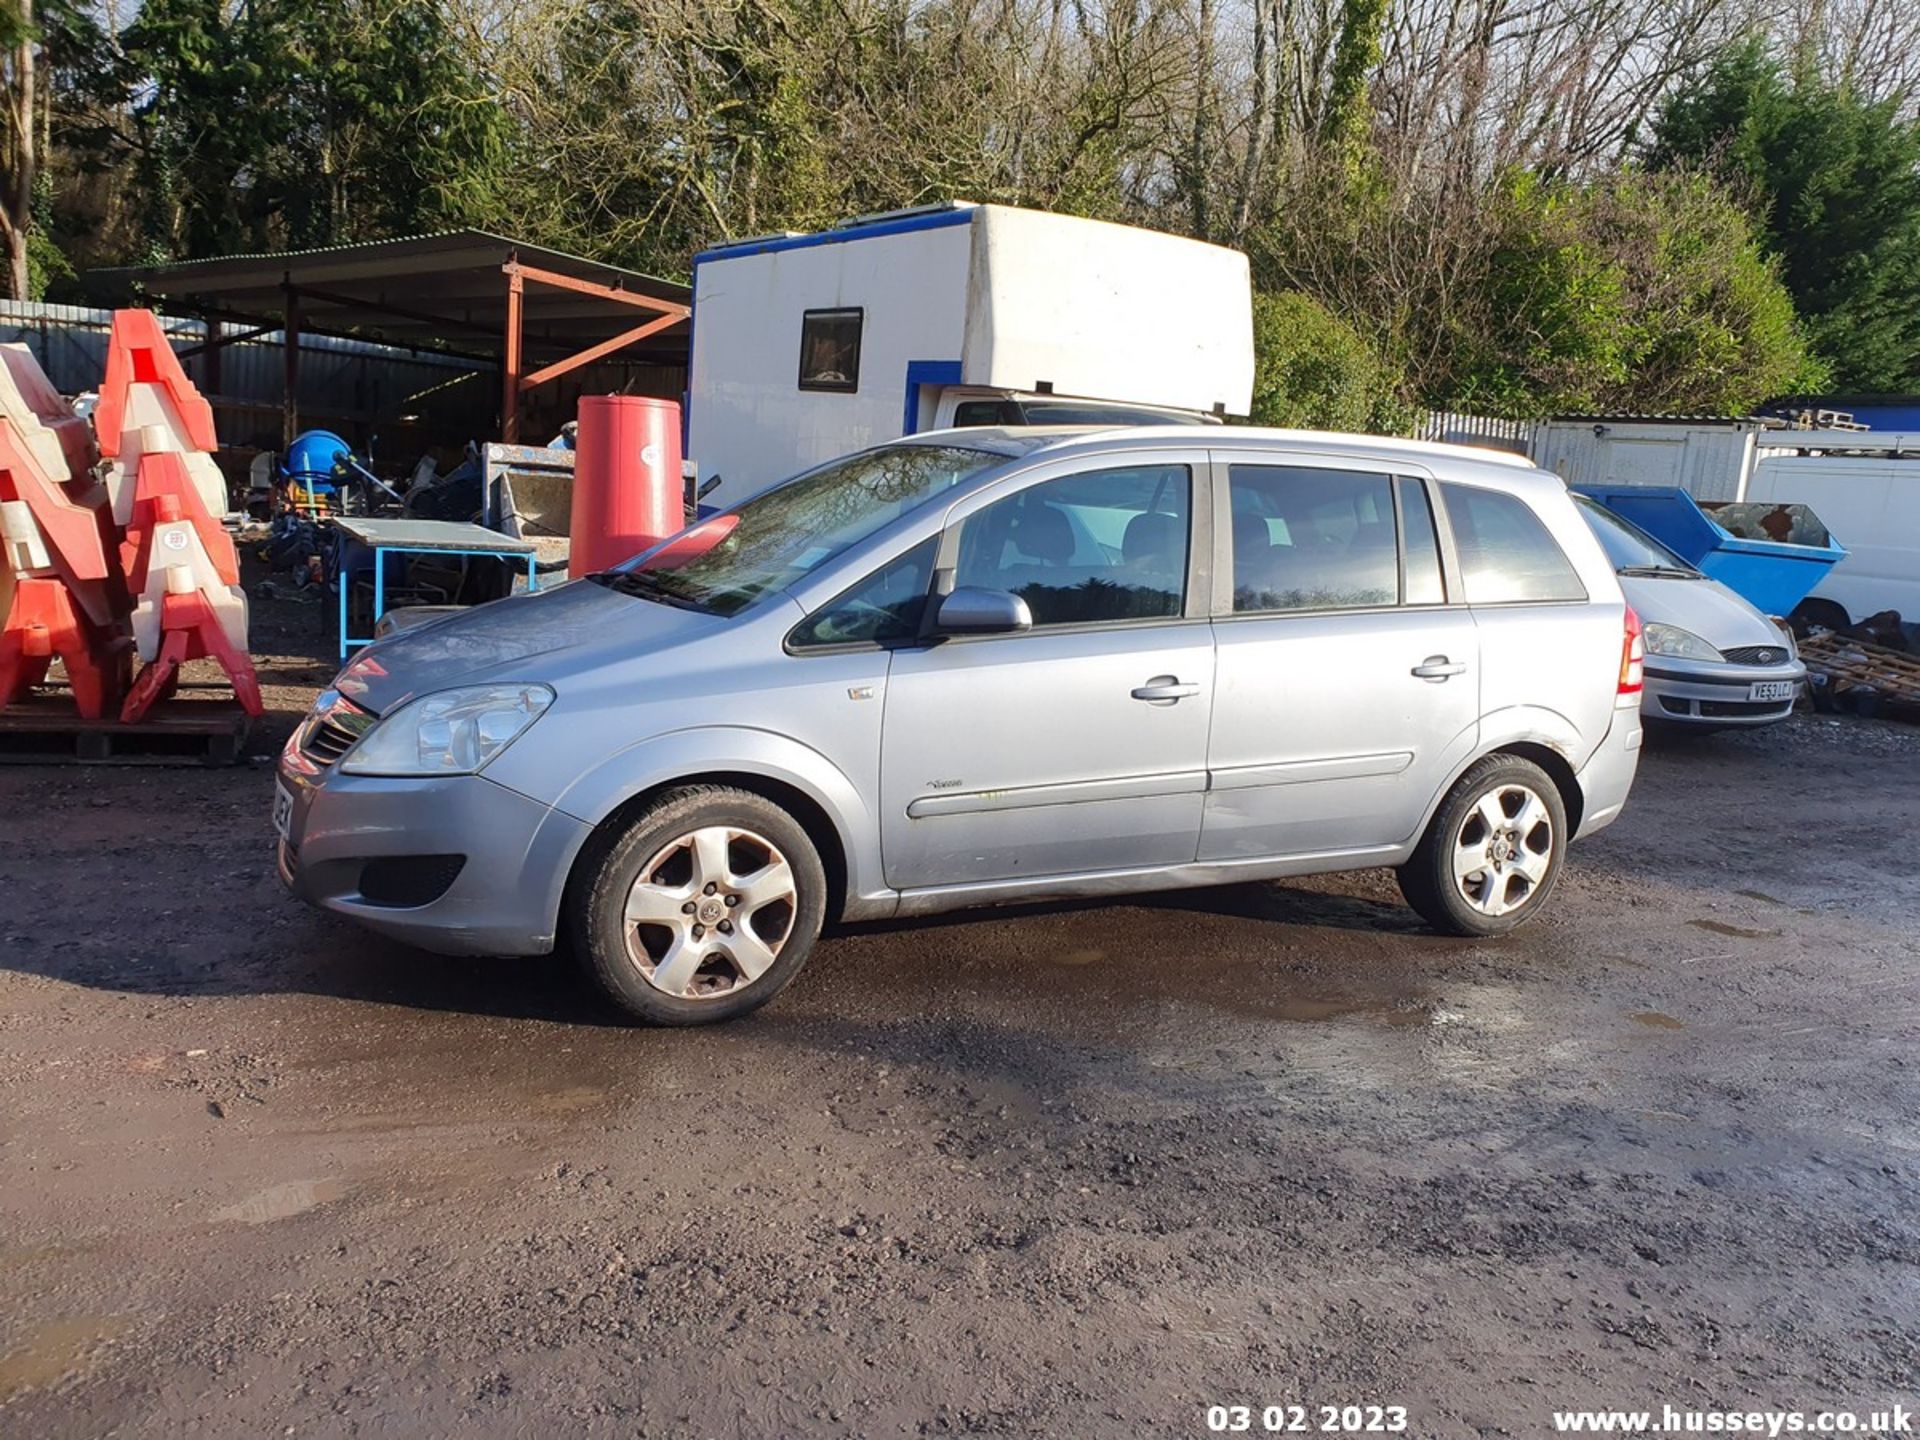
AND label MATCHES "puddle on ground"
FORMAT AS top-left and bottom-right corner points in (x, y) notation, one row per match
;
(1689, 919), (1780, 939)
(1262, 995), (1433, 1027)
(1734, 889), (1786, 906)
(1051, 948), (1108, 967)
(0, 1317), (127, 1401)
(1630, 1011), (1686, 1031)
(214, 1178), (347, 1225)
(526, 1085), (611, 1115)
